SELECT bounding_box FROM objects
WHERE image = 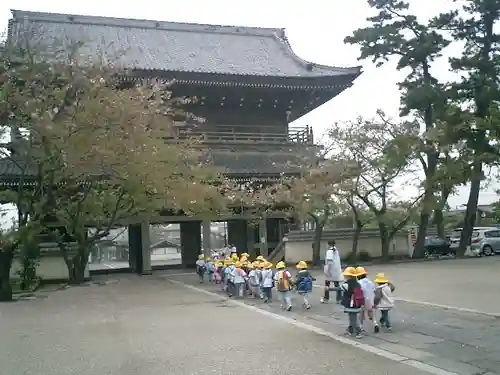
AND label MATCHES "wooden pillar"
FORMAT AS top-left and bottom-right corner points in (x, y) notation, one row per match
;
(180, 221), (201, 268)
(227, 219), (247, 254)
(128, 221), (151, 275)
(259, 219), (268, 257)
(202, 220), (212, 258)
(246, 221), (256, 259)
